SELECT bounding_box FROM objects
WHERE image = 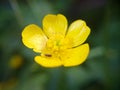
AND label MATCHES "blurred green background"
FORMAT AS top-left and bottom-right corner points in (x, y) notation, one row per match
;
(0, 0), (120, 90)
